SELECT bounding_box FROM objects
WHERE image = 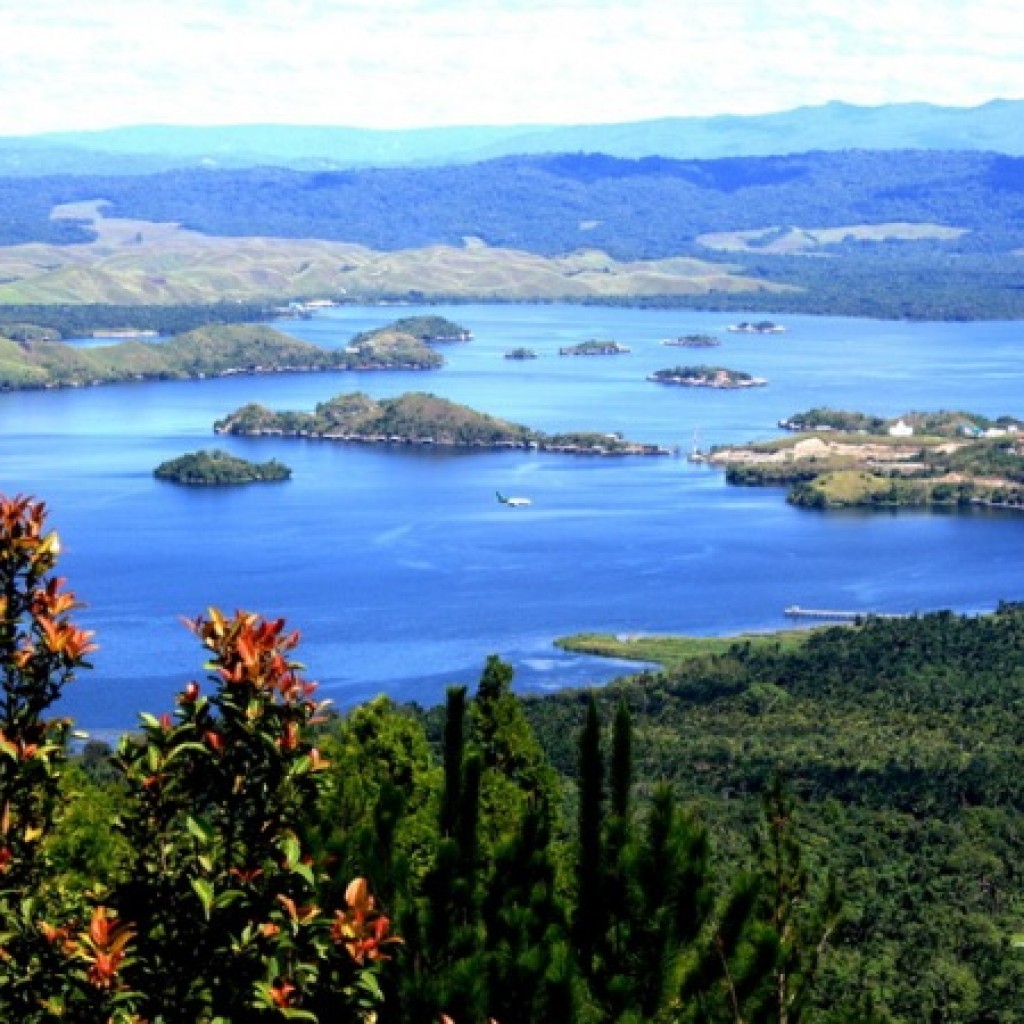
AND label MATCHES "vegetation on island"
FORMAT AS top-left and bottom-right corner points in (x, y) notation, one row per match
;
(5, 493), (1024, 1024)
(559, 339), (631, 356)
(215, 391), (669, 455)
(154, 449), (292, 485)
(0, 322), (442, 389)
(357, 315), (471, 343)
(504, 346), (538, 359)
(649, 365), (767, 388)
(713, 407), (1024, 509)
